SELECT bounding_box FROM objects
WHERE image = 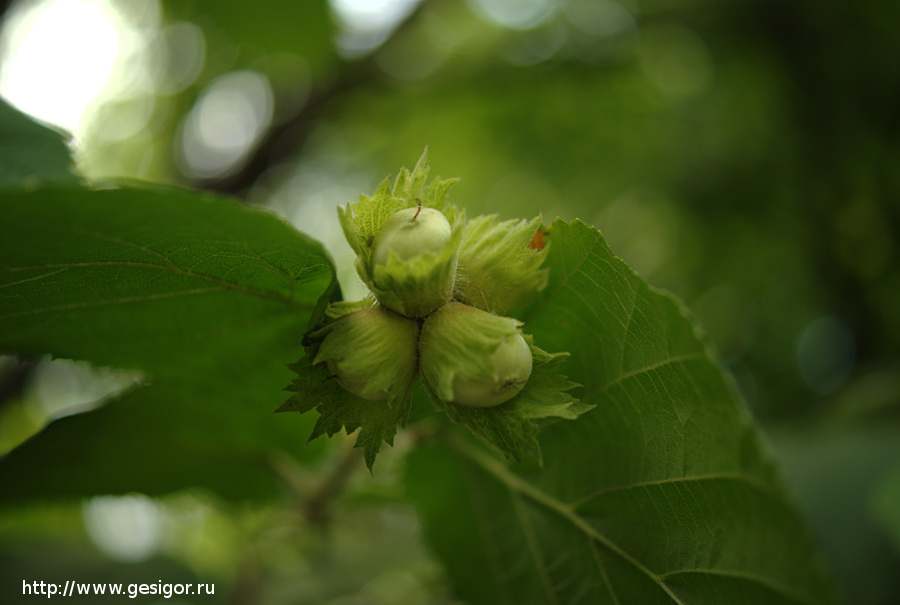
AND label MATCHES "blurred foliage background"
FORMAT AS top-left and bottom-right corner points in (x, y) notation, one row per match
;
(1, 0), (898, 603)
